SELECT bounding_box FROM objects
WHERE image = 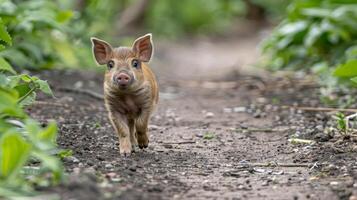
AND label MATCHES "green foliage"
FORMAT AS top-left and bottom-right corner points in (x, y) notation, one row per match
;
(0, 0), (75, 70)
(262, 0), (357, 86)
(250, 0), (290, 20)
(145, 0), (245, 37)
(203, 132), (215, 140)
(335, 112), (347, 132)
(0, 22), (63, 197)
